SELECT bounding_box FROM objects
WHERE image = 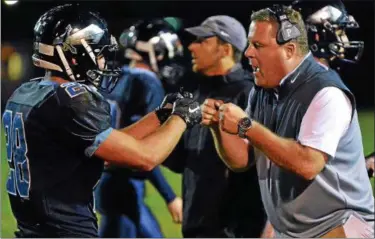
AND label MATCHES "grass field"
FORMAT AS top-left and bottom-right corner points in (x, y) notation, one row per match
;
(1, 111), (374, 238)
